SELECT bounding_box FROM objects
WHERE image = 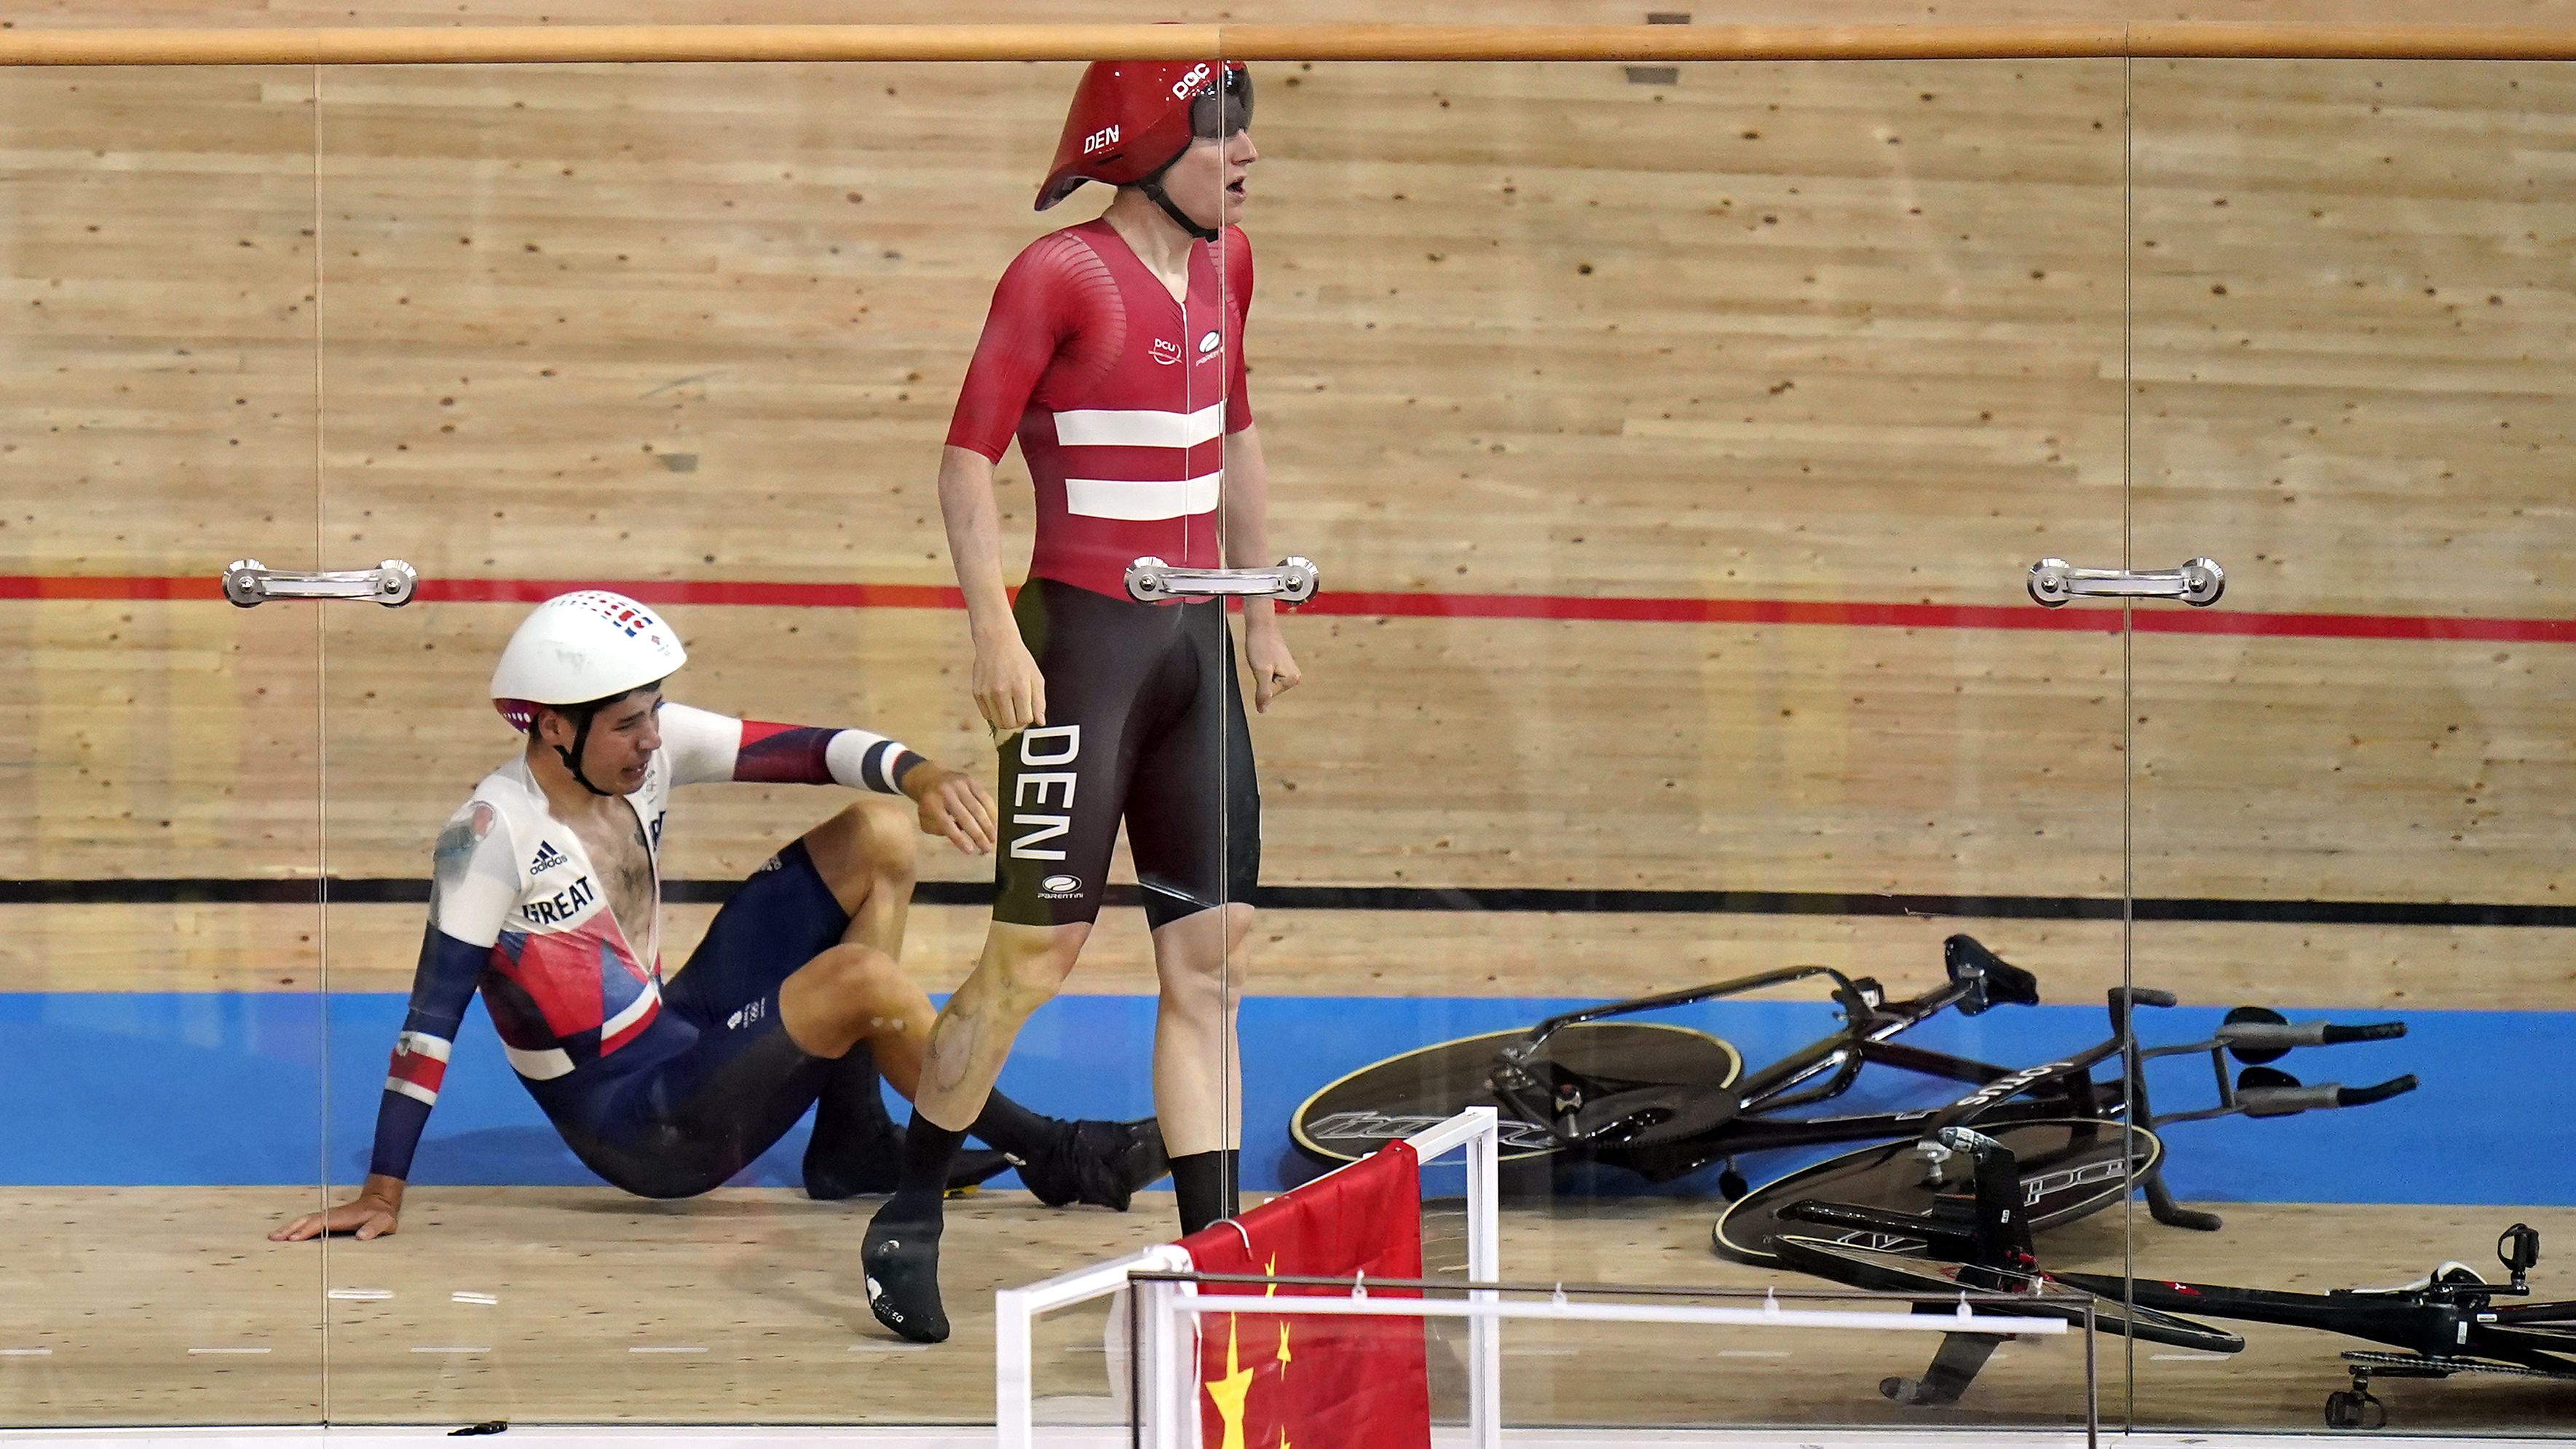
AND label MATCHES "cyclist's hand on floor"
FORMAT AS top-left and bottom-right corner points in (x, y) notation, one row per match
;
(270, 1182), (403, 1243)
